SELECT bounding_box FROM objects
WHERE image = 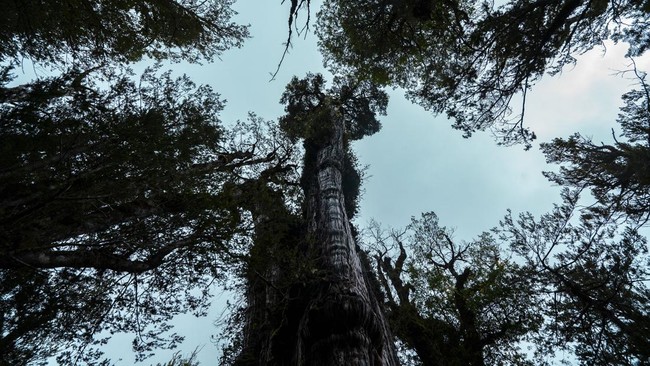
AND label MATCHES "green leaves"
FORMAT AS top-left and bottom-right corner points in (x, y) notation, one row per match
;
(527, 73), (650, 362)
(317, 0), (650, 147)
(499, 192), (650, 365)
(279, 73), (333, 144)
(0, 0), (249, 67)
(368, 213), (541, 365)
(279, 73), (387, 144)
(0, 62), (301, 363)
(541, 74), (650, 222)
